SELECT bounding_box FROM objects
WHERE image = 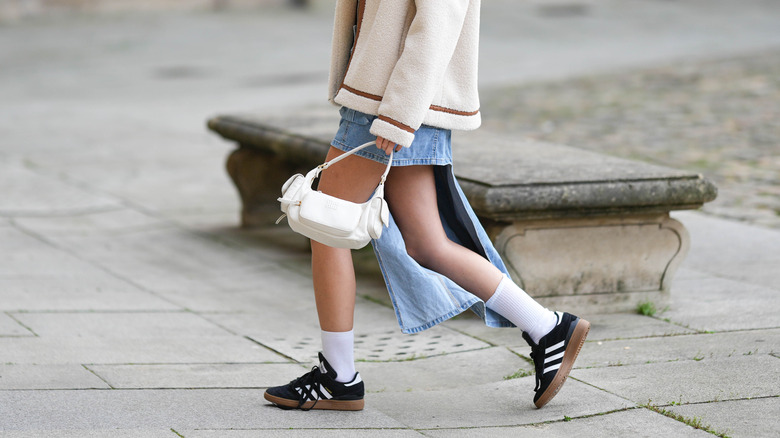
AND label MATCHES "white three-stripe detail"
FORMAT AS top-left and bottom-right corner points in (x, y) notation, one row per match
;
(545, 351), (564, 364)
(543, 363), (561, 374)
(545, 340), (565, 354)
